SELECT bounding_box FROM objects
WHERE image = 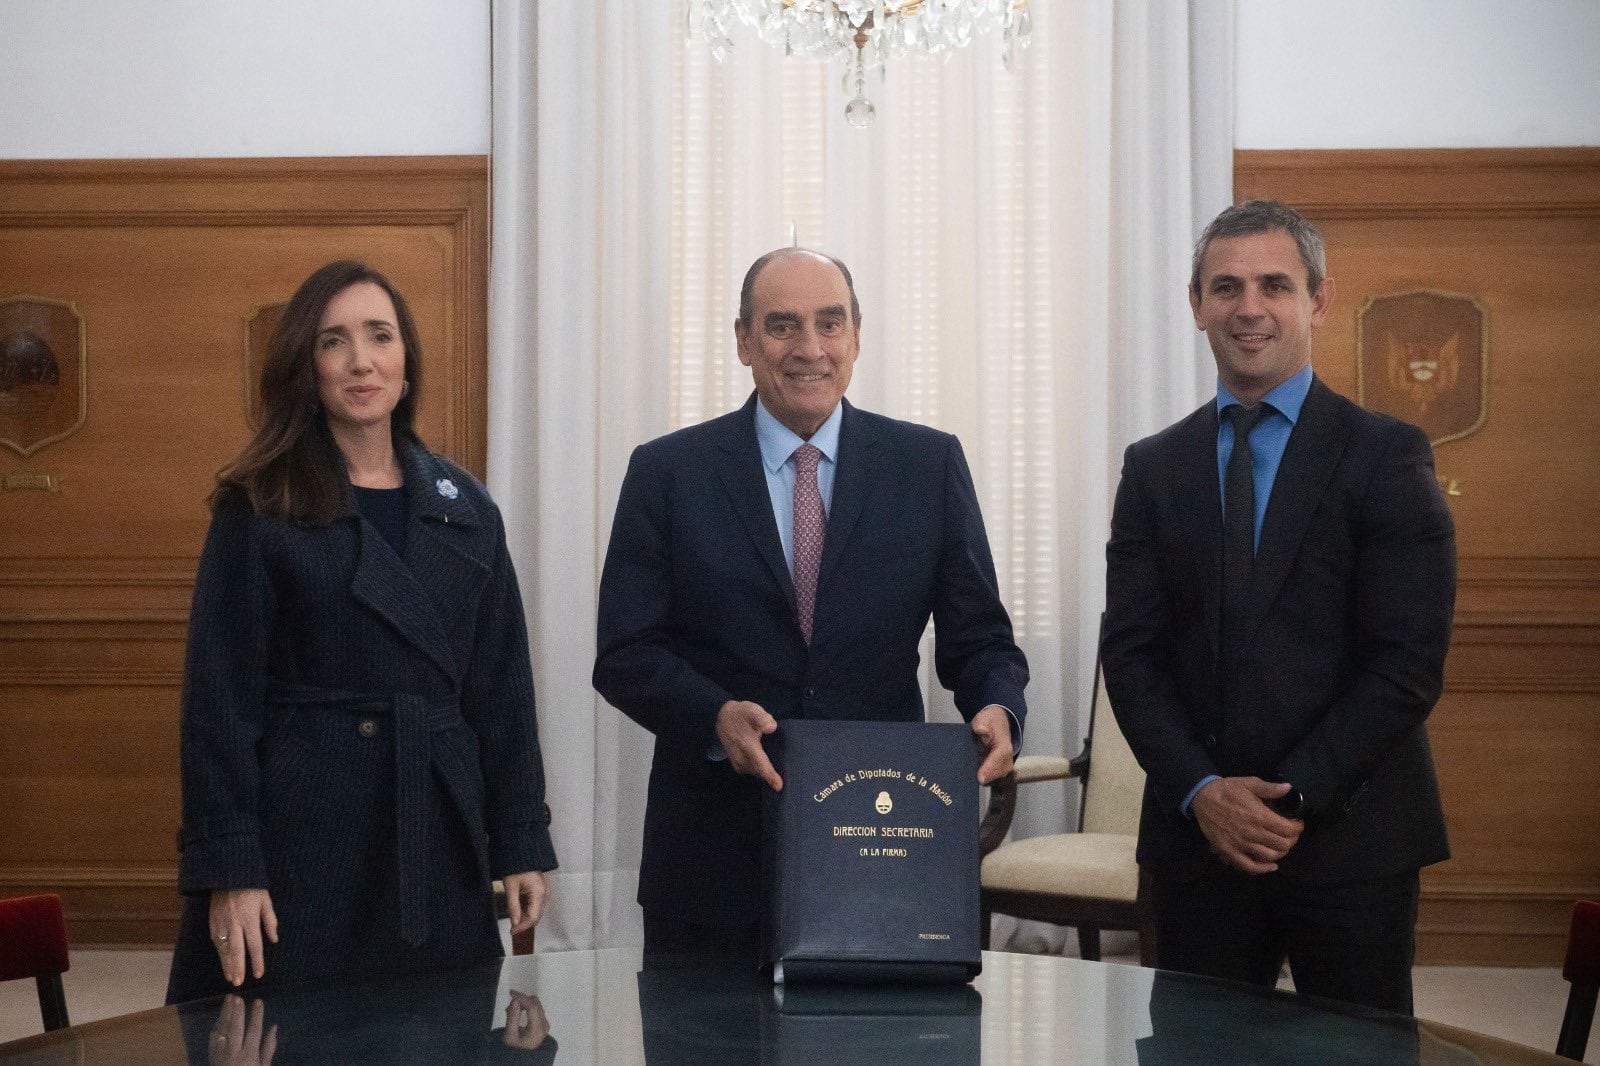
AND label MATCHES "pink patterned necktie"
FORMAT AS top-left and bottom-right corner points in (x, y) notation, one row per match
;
(791, 443), (826, 645)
